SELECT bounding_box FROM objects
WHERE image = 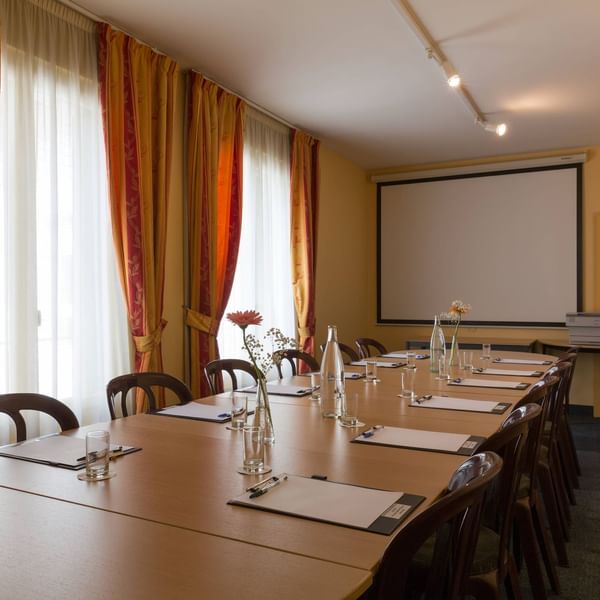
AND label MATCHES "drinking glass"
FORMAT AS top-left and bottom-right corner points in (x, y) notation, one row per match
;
(405, 351), (416, 369)
(78, 430), (115, 481)
(365, 360), (378, 383)
(238, 426), (271, 475)
(481, 343), (492, 370)
(339, 393), (364, 428)
(437, 355), (450, 380)
(400, 366), (416, 398)
(226, 394), (247, 431)
(310, 372), (321, 401)
(461, 350), (473, 373)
